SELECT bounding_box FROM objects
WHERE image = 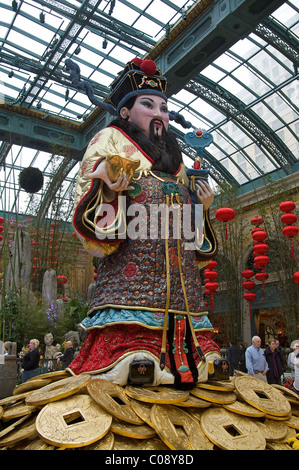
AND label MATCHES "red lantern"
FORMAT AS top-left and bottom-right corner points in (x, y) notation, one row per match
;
(255, 271), (268, 299)
(243, 292), (256, 320)
(251, 216), (263, 226)
(204, 281), (218, 313)
(215, 207), (235, 239)
(0, 217), (4, 224)
(252, 230), (267, 242)
(254, 255), (269, 269)
(253, 242), (268, 254)
(293, 272), (299, 285)
(279, 201), (296, 213)
(204, 269), (218, 281)
(205, 260), (218, 270)
(242, 280), (256, 290)
(281, 213), (297, 225)
(282, 225), (298, 261)
(241, 269), (254, 279)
